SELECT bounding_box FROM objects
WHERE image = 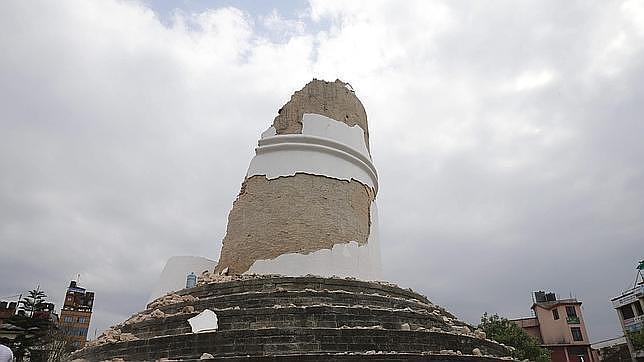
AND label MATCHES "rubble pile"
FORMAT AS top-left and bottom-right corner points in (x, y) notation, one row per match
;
(85, 328), (138, 348)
